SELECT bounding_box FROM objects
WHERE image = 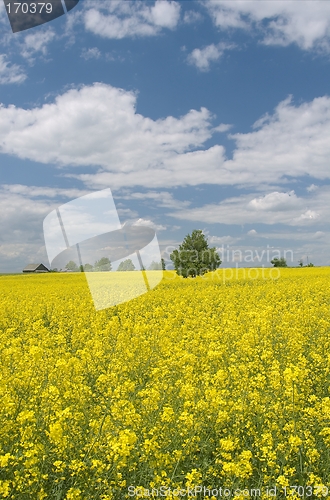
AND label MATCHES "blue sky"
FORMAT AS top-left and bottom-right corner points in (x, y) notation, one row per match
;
(0, 0), (330, 272)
